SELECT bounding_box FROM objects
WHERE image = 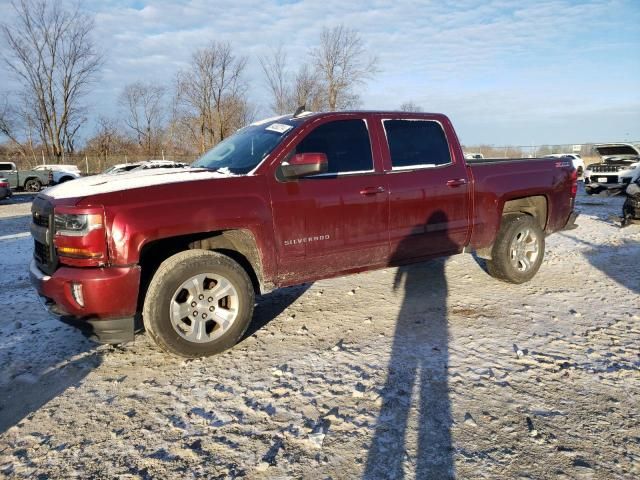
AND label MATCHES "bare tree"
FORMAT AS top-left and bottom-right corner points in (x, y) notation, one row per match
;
(0, 94), (27, 156)
(399, 101), (423, 112)
(311, 25), (378, 110)
(175, 41), (248, 152)
(0, 92), (43, 163)
(260, 46), (291, 115)
(292, 64), (324, 112)
(260, 46), (324, 114)
(1, 0), (102, 161)
(84, 117), (120, 171)
(119, 81), (166, 155)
